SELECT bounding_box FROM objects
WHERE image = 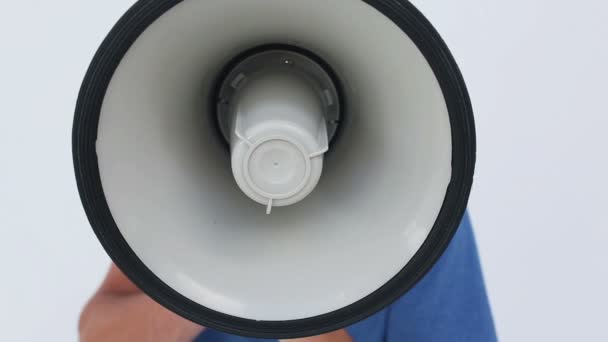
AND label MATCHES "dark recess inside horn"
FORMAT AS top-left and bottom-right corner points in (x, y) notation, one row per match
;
(209, 44), (347, 156)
